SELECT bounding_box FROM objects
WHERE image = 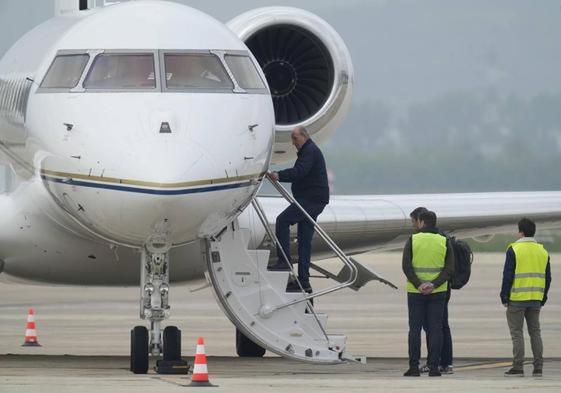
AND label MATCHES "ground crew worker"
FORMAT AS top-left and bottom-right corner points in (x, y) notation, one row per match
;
(402, 210), (454, 377)
(501, 217), (552, 377)
(410, 207), (454, 374)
